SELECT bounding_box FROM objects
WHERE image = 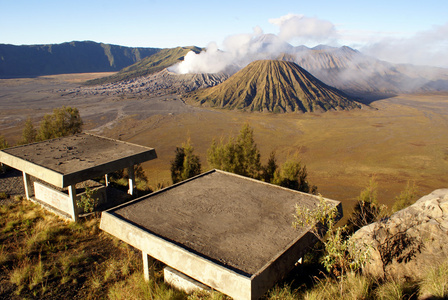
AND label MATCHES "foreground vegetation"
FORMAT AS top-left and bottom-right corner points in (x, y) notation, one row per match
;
(171, 124), (317, 194)
(1, 183), (447, 299)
